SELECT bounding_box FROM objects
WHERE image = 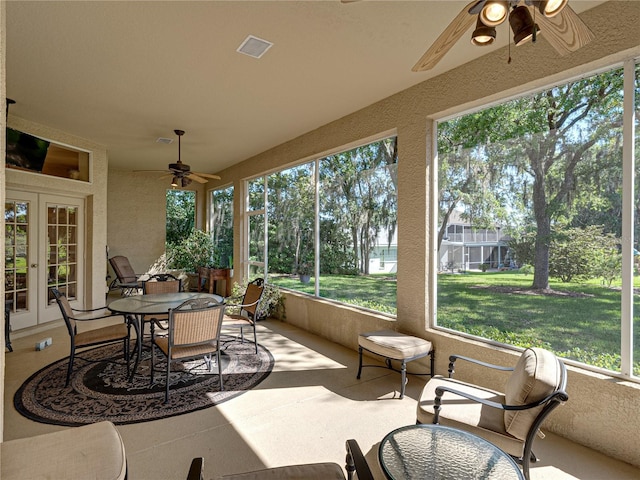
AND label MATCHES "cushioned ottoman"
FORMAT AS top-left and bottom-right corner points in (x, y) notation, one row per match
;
(357, 329), (434, 399)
